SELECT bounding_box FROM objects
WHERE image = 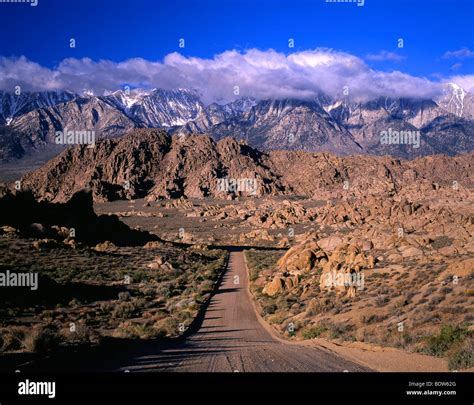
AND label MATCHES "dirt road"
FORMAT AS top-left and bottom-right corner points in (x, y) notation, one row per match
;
(116, 250), (370, 372)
